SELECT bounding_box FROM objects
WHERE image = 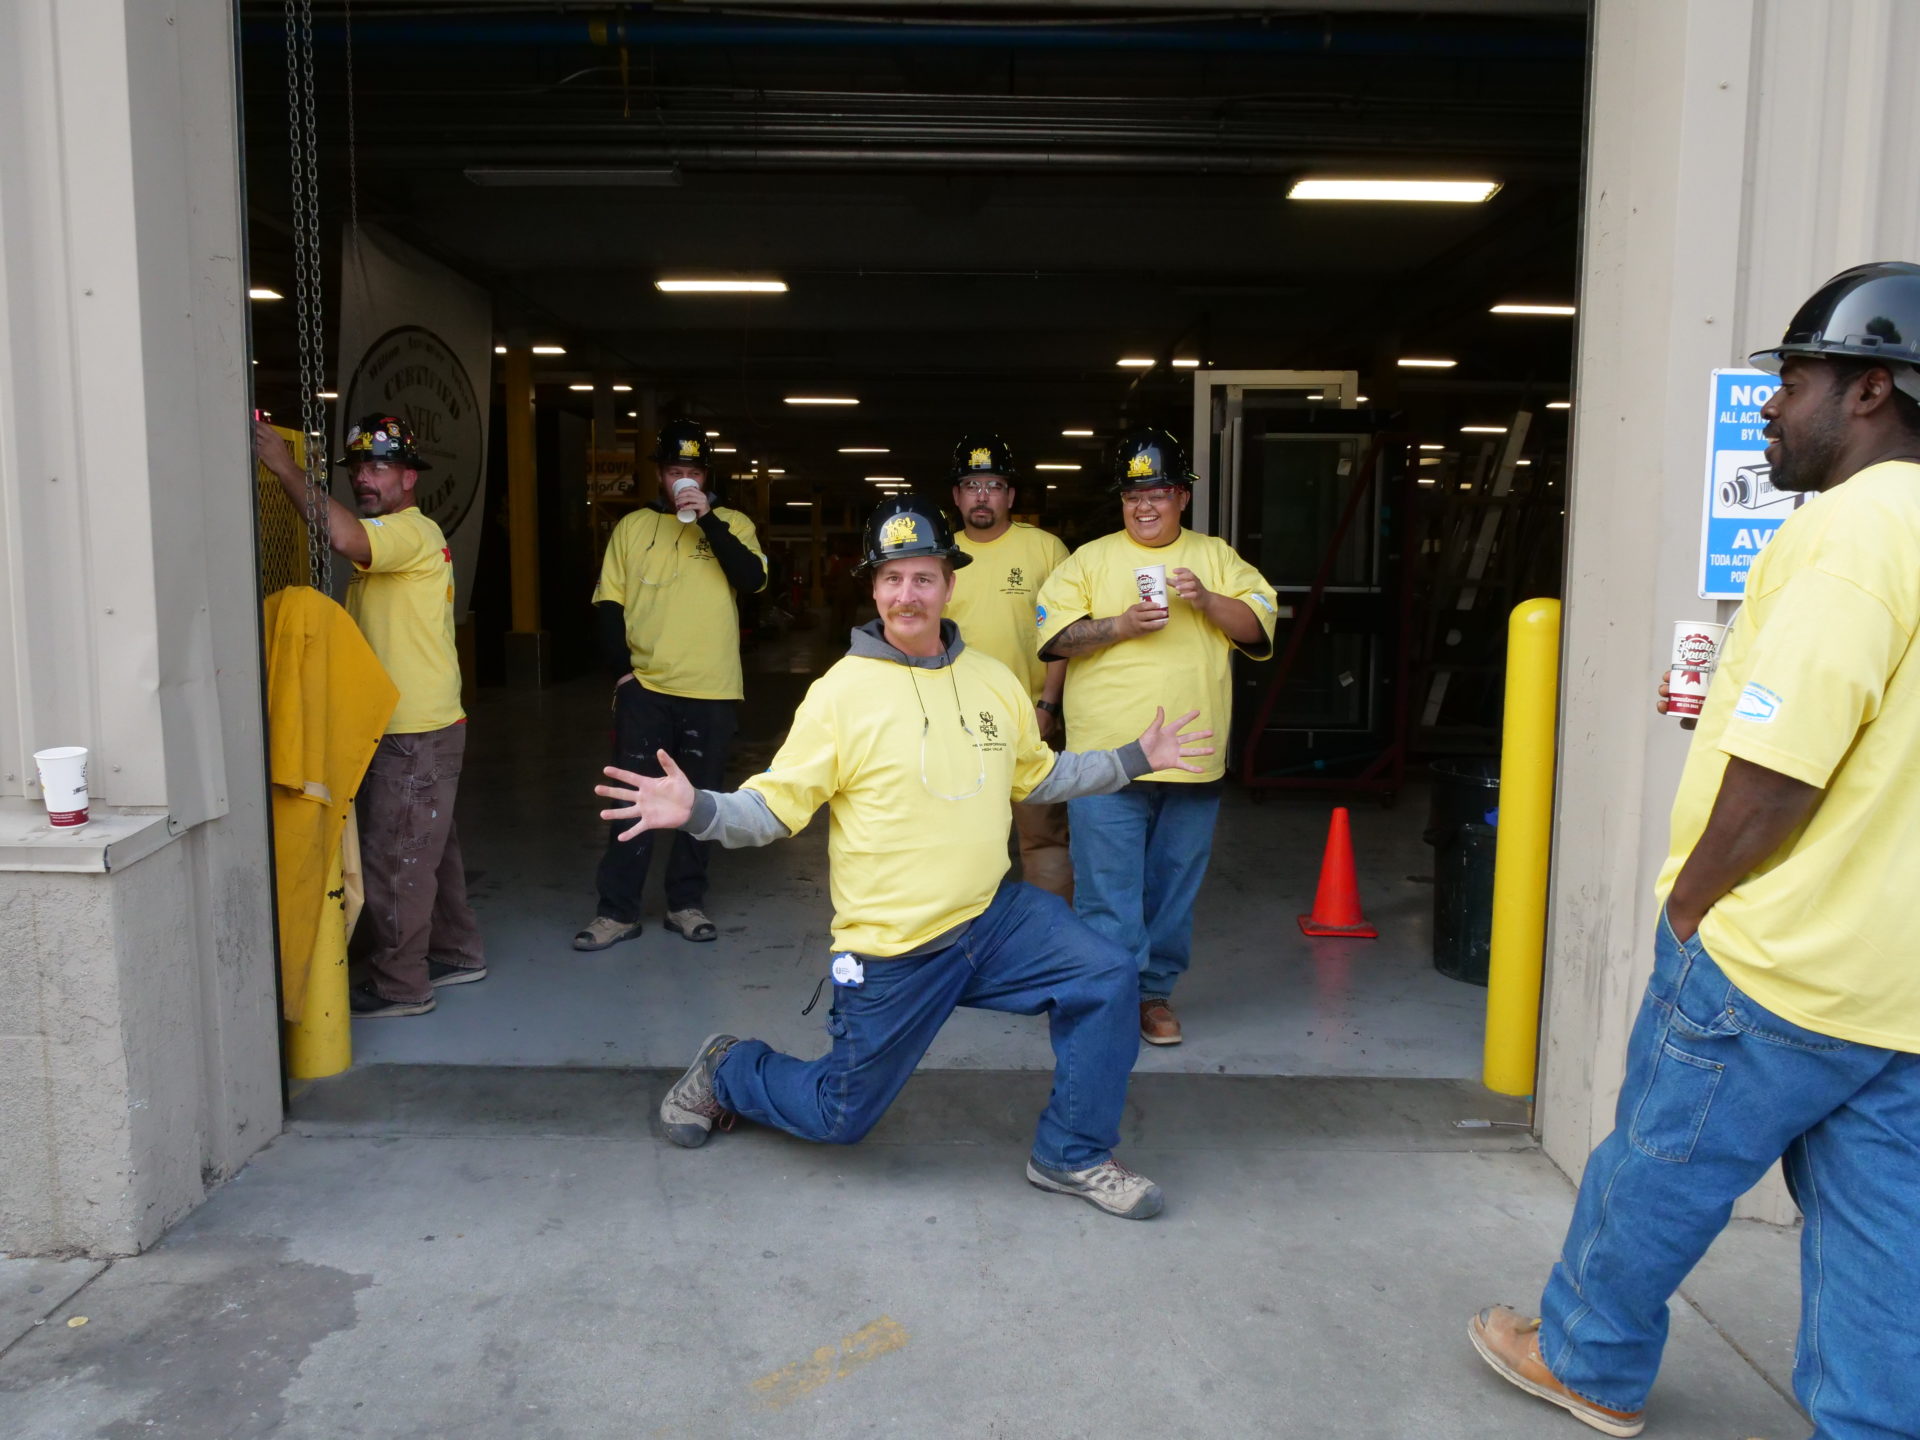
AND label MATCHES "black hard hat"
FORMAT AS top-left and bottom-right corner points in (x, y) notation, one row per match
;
(339, 413), (432, 470)
(950, 433), (1017, 485)
(1750, 261), (1920, 400)
(857, 495), (972, 574)
(1111, 427), (1192, 491)
(652, 419), (714, 469)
